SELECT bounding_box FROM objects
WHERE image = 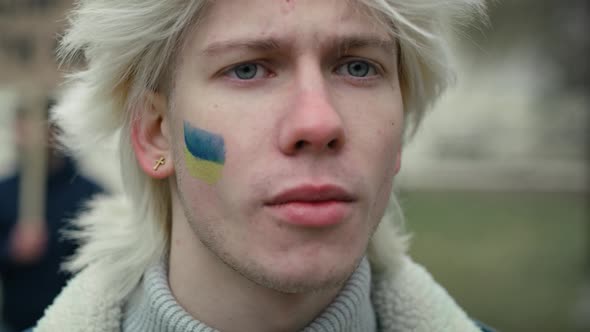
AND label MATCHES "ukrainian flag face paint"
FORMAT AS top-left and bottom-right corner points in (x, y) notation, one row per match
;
(183, 121), (226, 184)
